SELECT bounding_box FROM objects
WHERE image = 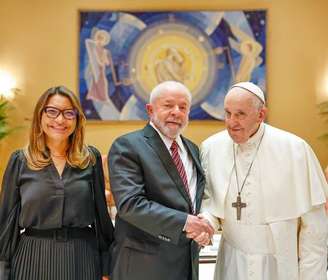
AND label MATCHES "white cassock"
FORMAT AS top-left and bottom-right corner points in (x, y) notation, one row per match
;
(200, 123), (328, 280)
